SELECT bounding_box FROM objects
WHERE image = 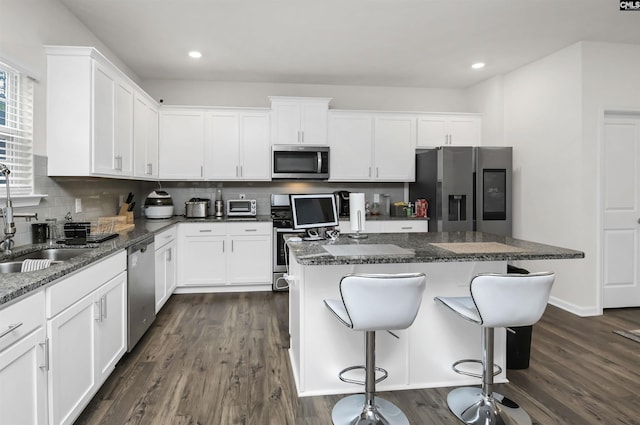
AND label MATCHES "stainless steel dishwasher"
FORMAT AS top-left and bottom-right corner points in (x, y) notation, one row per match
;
(127, 235), (156, 351)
